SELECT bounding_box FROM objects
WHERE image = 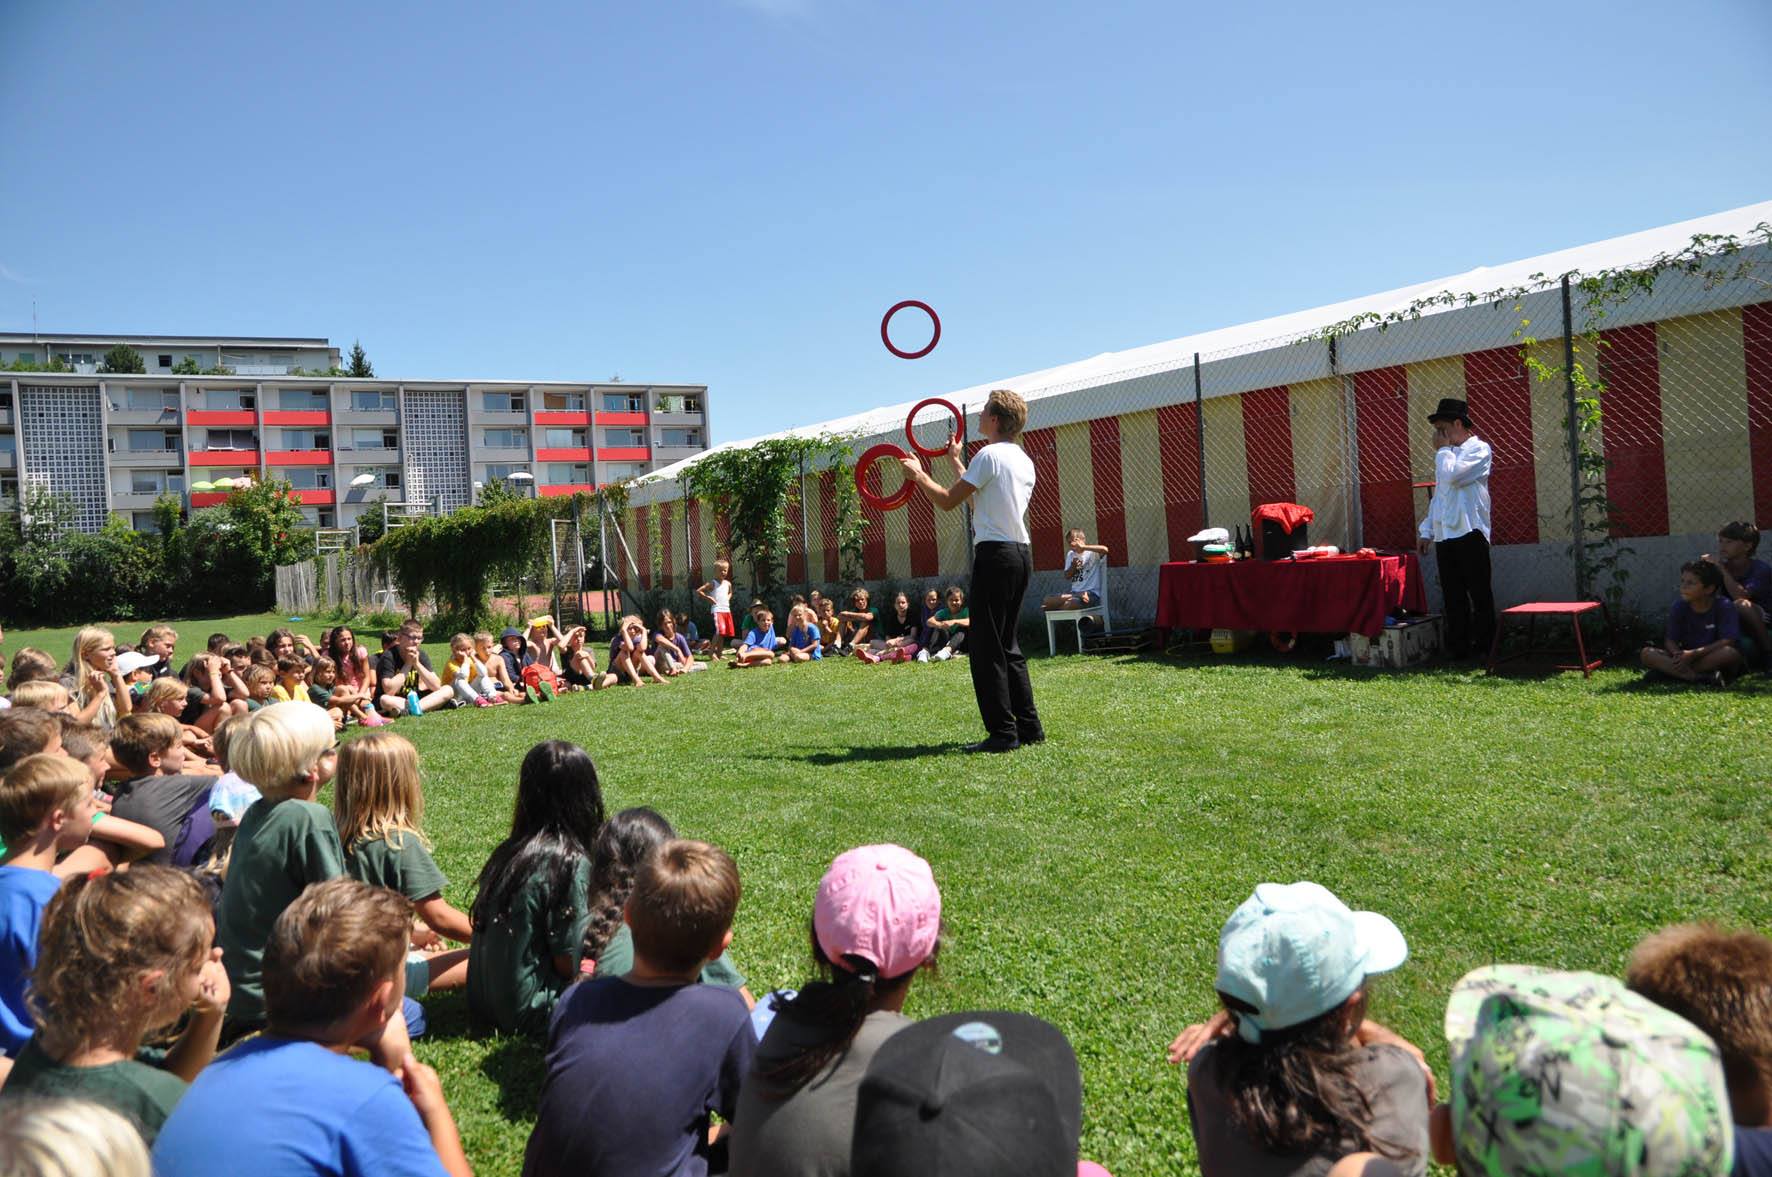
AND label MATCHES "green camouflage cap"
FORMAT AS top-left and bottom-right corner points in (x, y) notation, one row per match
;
(1445, 965), (1733, 1177)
